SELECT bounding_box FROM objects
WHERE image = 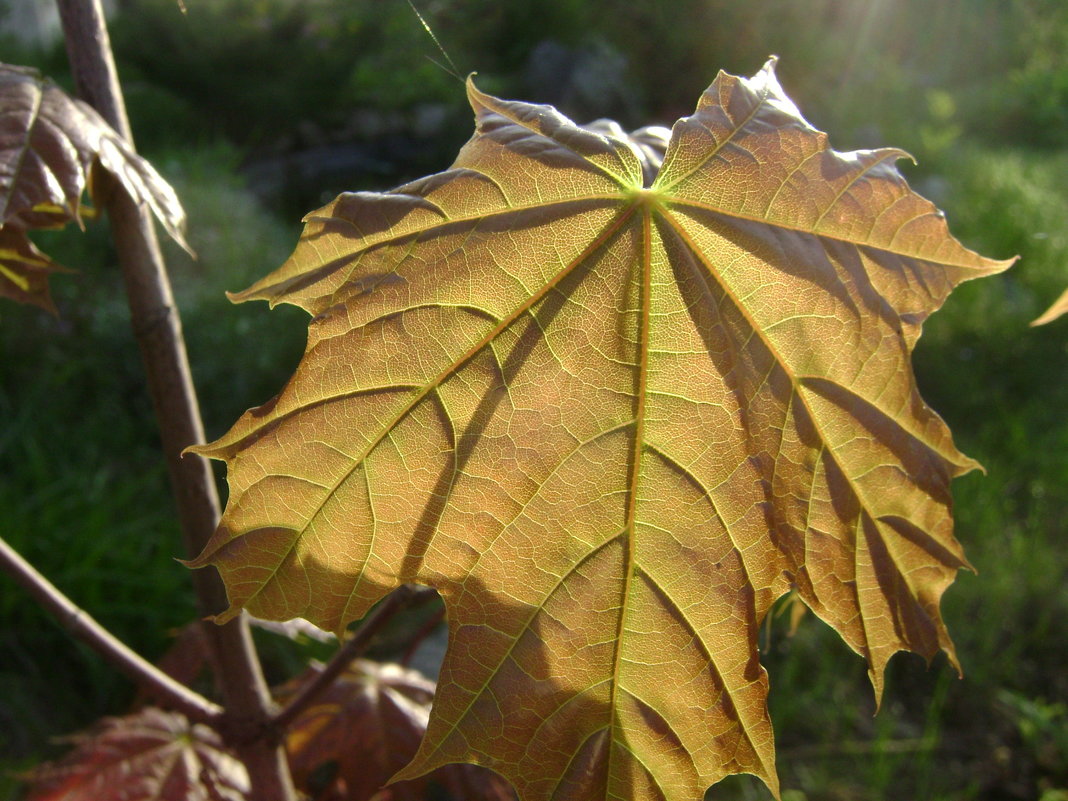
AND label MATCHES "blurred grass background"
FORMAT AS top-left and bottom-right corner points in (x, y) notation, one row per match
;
(0, 1), (1066, 799)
